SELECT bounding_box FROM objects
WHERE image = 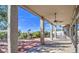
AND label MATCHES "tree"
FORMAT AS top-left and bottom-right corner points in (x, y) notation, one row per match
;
(0, 5), (8, 30)
(27, 29), (32, 39)
(18, 30), (21, 37)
